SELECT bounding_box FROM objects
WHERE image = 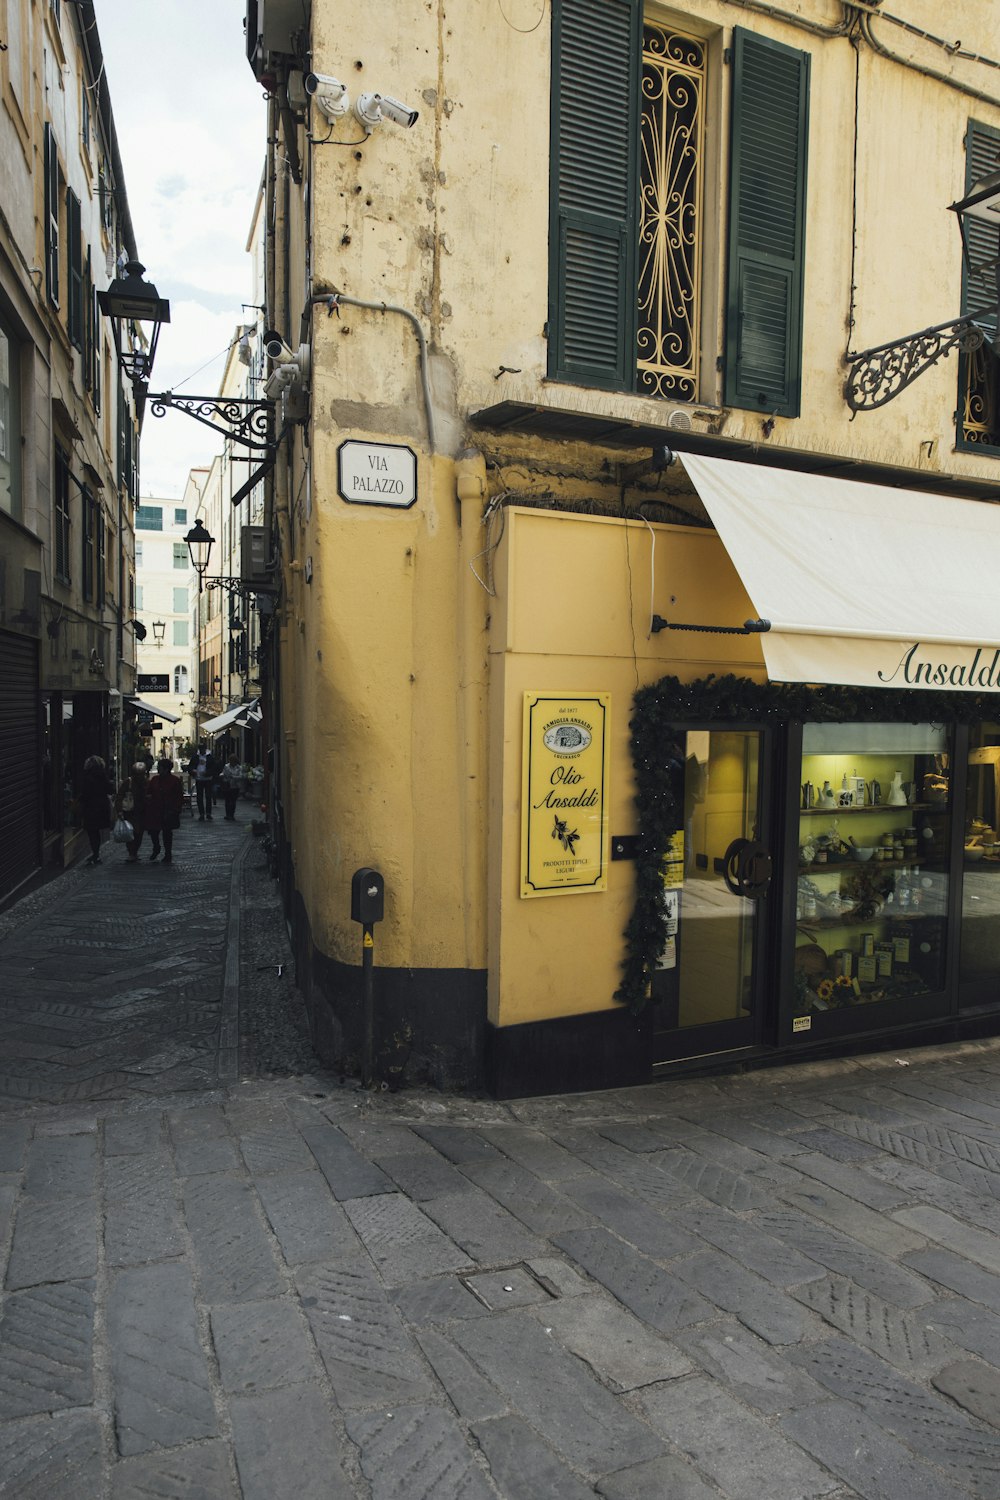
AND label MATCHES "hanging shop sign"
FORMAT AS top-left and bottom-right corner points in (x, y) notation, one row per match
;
(521, 693), (610, 898)
(338, 441), (417, 509)
(137, 674), (169, 693)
